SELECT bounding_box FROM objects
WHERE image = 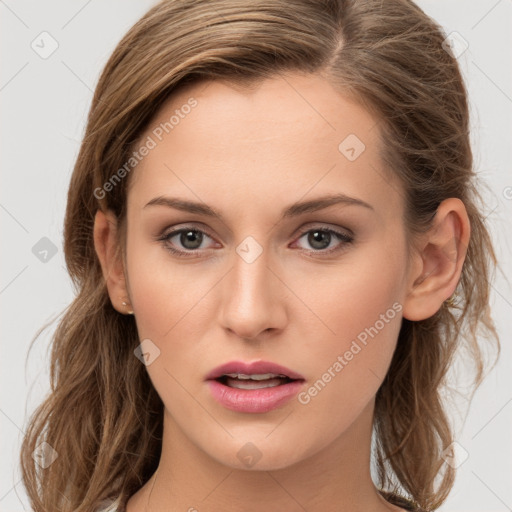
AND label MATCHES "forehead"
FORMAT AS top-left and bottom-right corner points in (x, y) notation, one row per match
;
(151, 73), (378, 144)
(127, 72), (402, 221)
